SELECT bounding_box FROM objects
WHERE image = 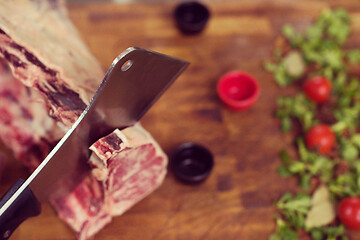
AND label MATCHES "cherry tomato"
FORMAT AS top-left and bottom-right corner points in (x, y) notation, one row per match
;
(305, 124), (335, 154)
(303, 76), (332, 103)
(338, 197), (360, 230)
